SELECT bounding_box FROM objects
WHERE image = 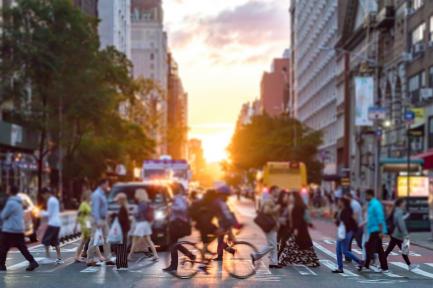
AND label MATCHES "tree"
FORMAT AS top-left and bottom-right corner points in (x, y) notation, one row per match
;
(0, 0), (154, 202)
(227, 114), (323, 184)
